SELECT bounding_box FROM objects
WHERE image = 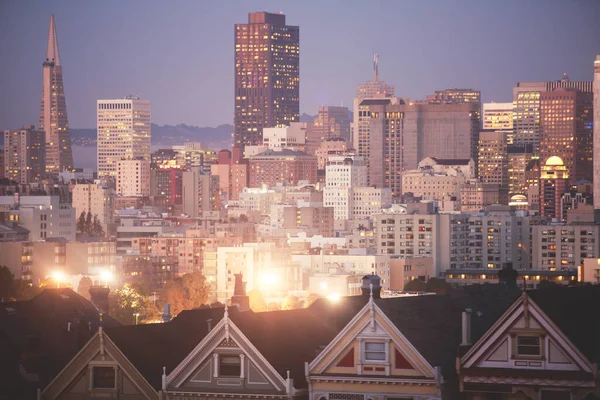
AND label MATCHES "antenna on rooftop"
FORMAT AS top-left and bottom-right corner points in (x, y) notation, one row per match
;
(373, 53), (379, 82)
